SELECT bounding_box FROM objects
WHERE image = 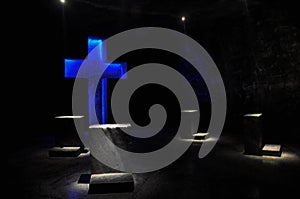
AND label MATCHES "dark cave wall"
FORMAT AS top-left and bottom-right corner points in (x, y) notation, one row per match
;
(247, 9), (300, 142)
(185, 3), (300, 142)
